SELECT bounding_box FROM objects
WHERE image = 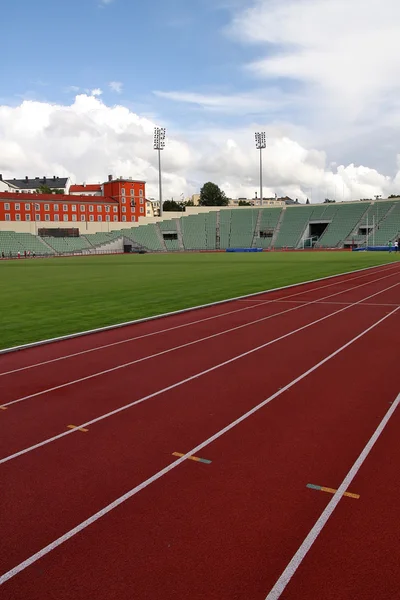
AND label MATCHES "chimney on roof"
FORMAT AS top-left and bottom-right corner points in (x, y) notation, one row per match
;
(43, 176), (46, 182)
(0, 174), (2, 181)
(108, 174), (112, 182)
(25, 176), (28, 181)
(83, 182), (86, 187)
(35, 177), (39, 180)
(53, 175), (56, 180)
